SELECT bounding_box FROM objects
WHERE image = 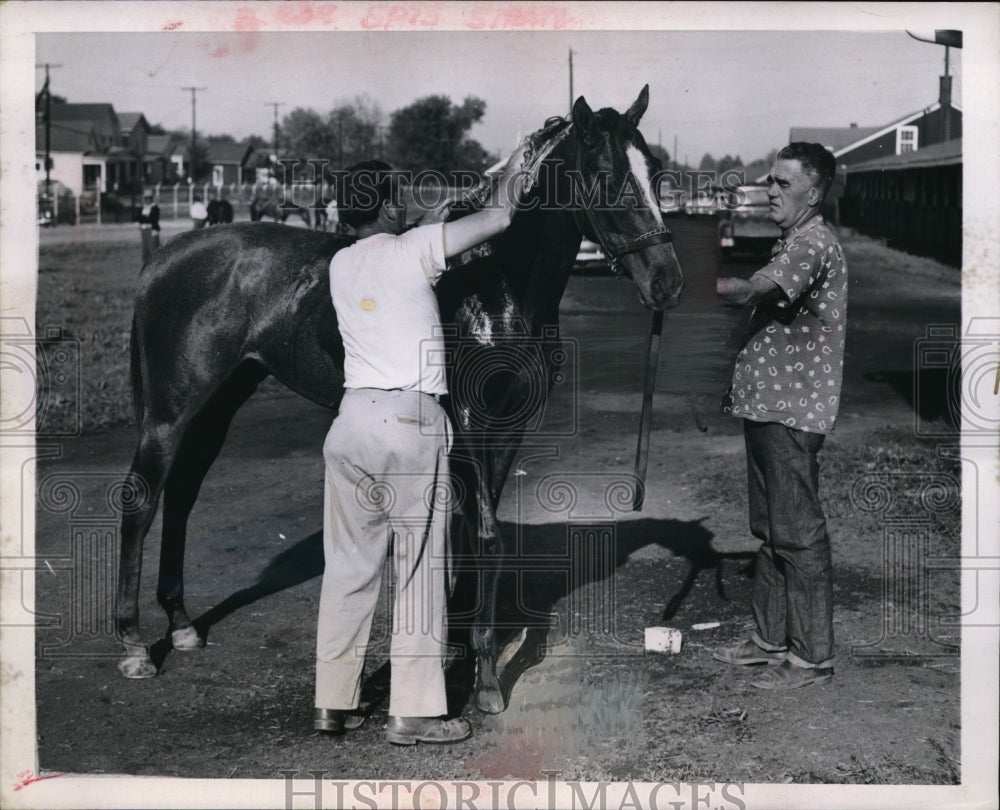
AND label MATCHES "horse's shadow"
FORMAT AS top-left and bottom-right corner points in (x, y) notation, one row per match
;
(152, 516), (754, 712)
